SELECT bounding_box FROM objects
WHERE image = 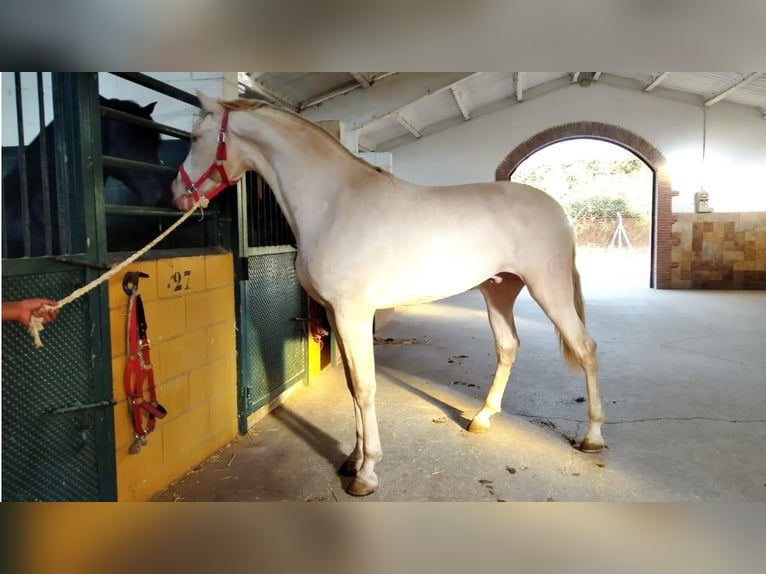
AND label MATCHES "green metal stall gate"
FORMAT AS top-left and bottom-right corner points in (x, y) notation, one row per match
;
(3, 73), (310, 498)
(235, 173), (308, 433)
(1, 73), (228, 500)
(2, 74), (117, 500)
